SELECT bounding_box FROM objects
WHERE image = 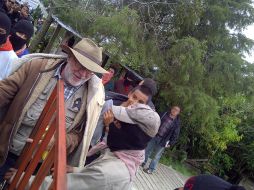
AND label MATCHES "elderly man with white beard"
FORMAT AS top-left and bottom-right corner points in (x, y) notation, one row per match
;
(0, 38), (107, 183)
